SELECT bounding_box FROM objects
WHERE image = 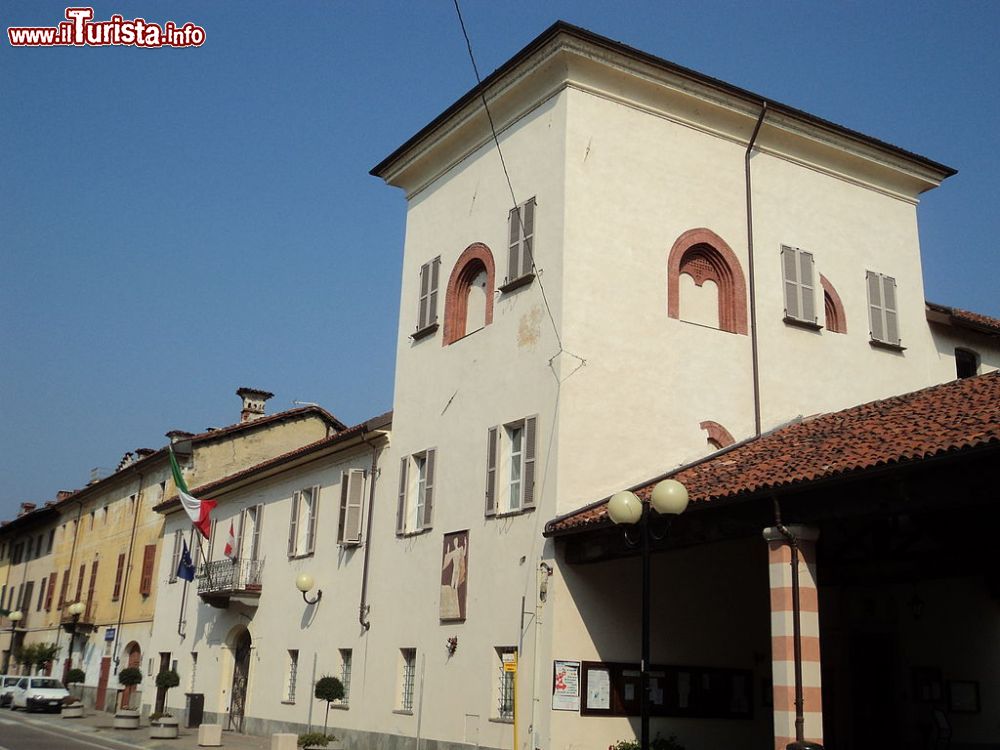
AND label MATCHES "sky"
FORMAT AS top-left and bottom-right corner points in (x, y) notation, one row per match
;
(2, 1), (998, 517)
